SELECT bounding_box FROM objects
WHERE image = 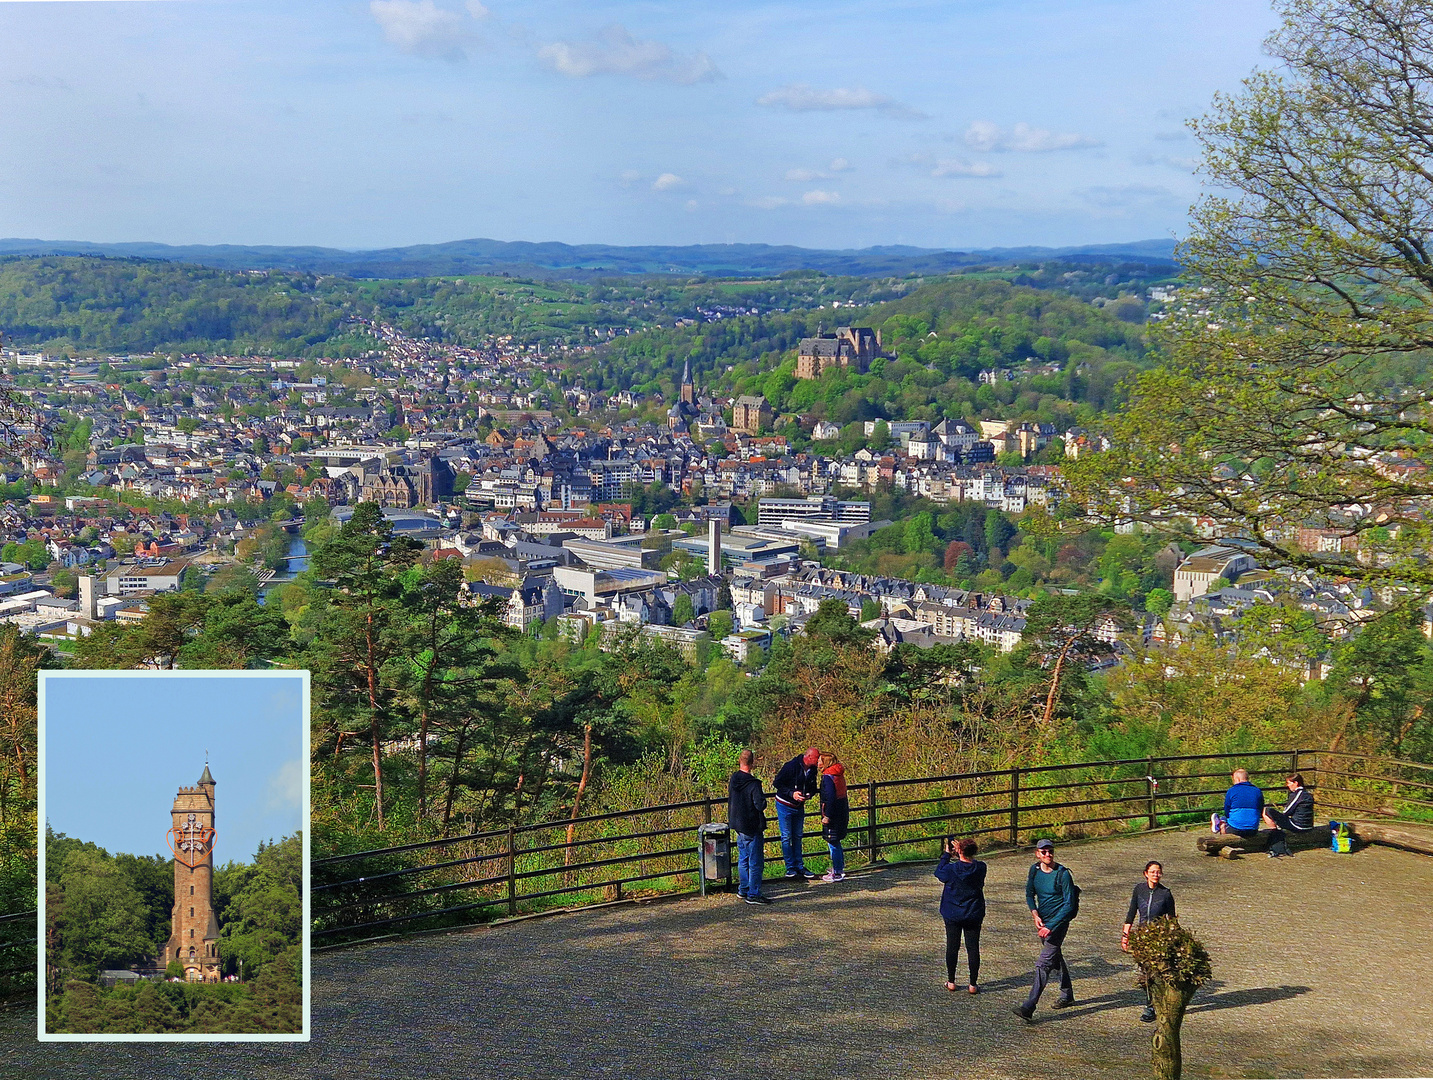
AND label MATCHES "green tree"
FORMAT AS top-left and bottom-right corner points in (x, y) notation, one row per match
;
(804, 598), (876, 648)
(706, 610), (733, 642)
(307, 502), (422, 829)
(1071, 1), (1433, 590)
(1144, 588), (1174, 617)
(671, 593), (695, 627)
(55, 849), (153, 978)
(1018, 592), (1134, 727)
